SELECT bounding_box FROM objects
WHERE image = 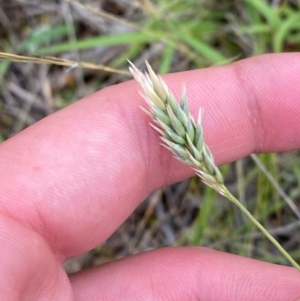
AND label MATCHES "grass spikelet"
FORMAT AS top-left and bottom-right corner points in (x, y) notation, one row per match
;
(129, 60), (300, 271)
